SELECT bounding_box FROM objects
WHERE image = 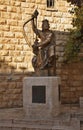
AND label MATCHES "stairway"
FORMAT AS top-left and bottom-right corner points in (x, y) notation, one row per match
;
(0, 107), (82, 130)
(0, 117), (80, 130)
